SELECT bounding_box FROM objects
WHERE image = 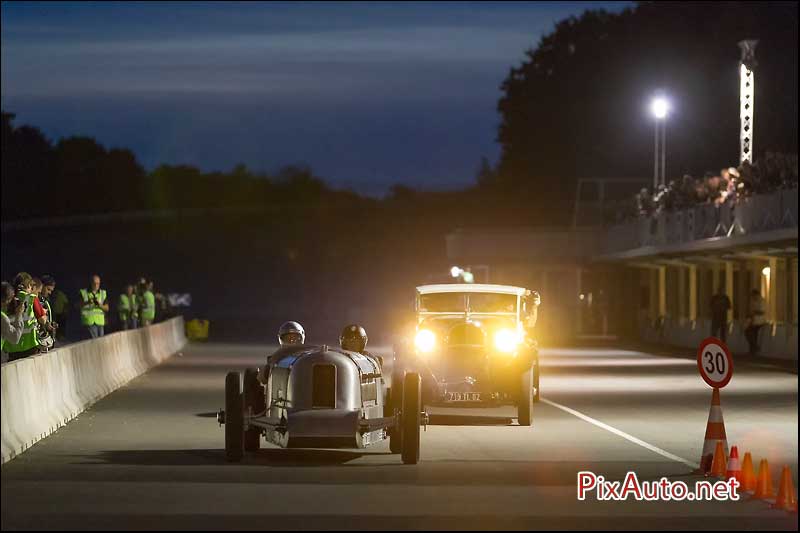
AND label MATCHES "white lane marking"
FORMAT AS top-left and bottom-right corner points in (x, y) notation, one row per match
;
(541, 398), (700, 469)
